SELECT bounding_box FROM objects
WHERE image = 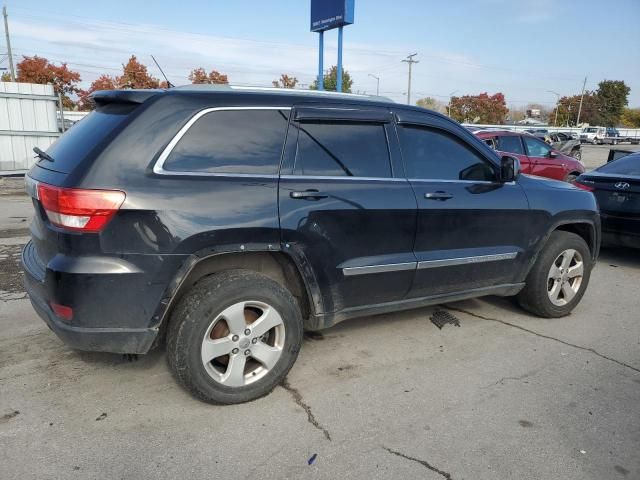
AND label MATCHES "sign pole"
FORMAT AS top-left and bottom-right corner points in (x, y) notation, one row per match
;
(318, 31), (324, 91)
(337, 26), (344, 92)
